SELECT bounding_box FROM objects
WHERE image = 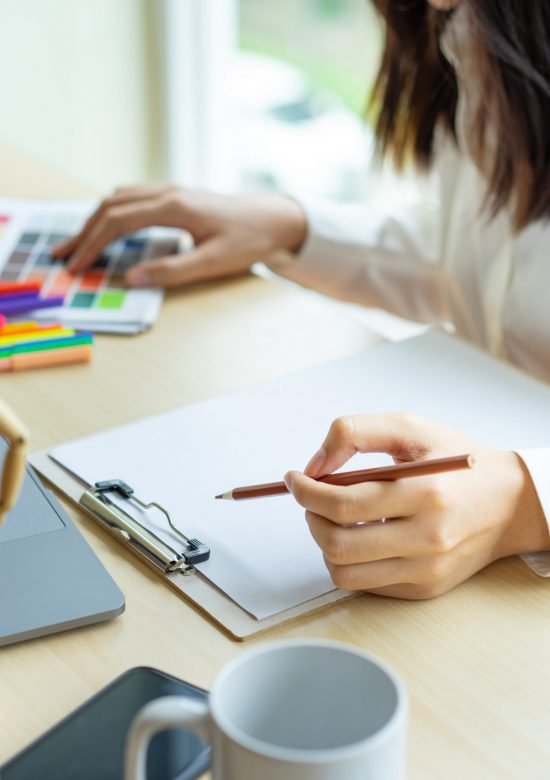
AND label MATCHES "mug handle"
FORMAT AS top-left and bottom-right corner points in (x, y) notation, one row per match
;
(124, 695), (210, 780)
